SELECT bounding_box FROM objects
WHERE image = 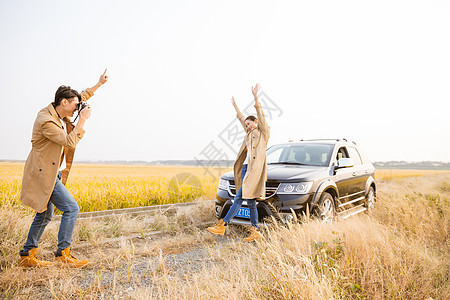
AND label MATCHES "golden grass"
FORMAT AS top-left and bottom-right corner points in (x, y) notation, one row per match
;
(375, 168), (450, 181)
(0, 162), (230, 213)
(2, 162), (447, 214)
